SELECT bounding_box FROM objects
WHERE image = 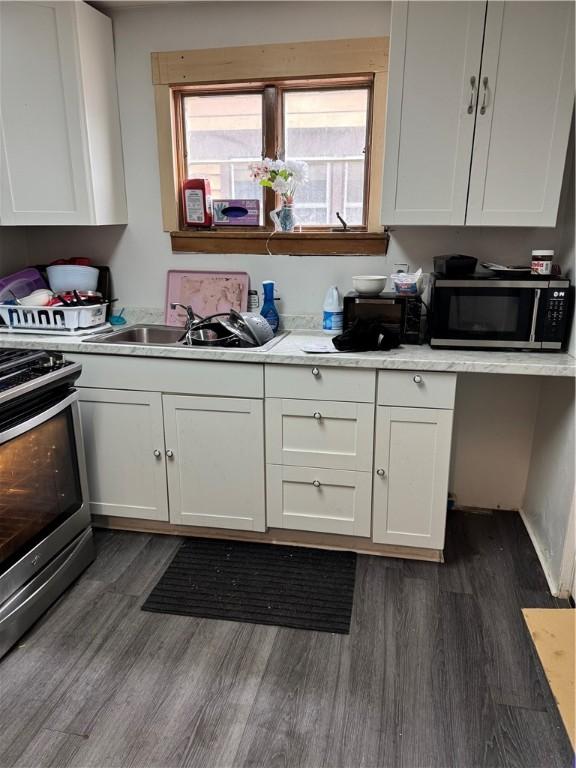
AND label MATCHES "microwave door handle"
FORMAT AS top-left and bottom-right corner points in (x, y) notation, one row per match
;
(529, 289), (541, 342)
